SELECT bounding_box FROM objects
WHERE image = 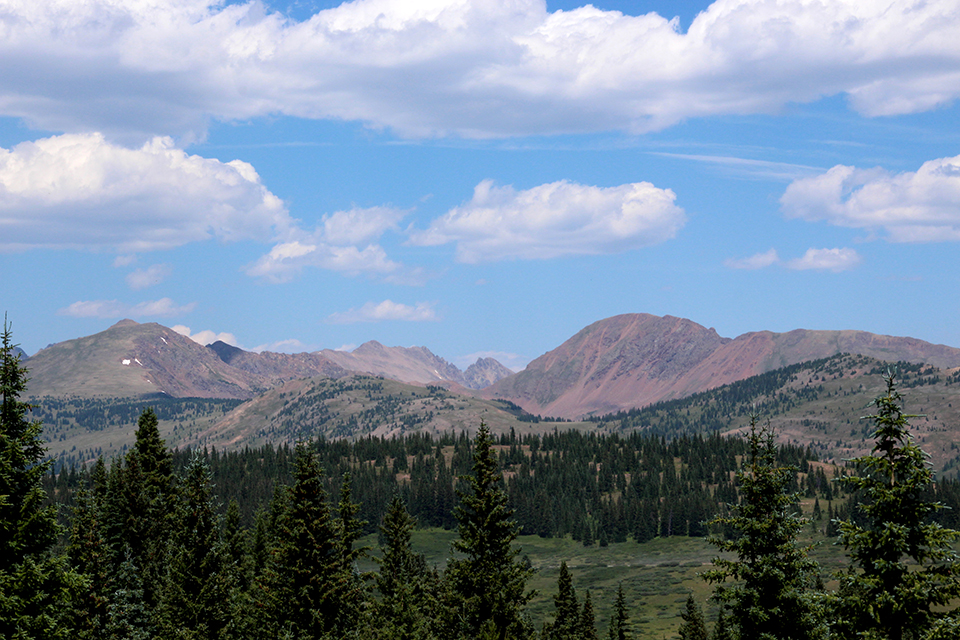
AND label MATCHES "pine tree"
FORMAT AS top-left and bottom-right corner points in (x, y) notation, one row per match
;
(156, 452), (233, 640)
(260, 442), (343, 638)
(606, 583), (630, 640)
(677, 595), (708, 640)
(0, 320), (82, 639)
(580, 591), (599, 640)
(446, 422), (534, 640)
(104, 547), (153, 640)
(65, 487), (111, 638)
(704, 416), (825, 640)
(367, 494), (435, 640)
(833, 373), (960, 639)
(545, 561), (579, 640)
(711, 607), (732, 640)
(336, 472), (369, 632)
